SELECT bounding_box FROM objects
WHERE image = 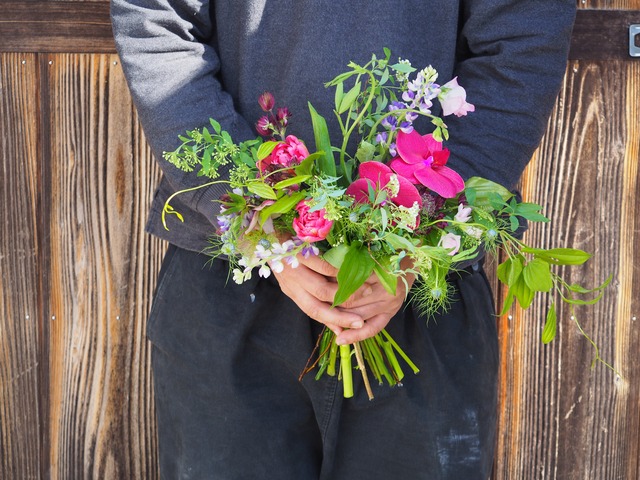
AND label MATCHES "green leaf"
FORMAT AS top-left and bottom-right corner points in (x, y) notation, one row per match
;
(567, 274), (612, 294)
(391, 62), (416, 74)
(373, 261), (397, 296)
(323, 245), (350, 269)
(258, 192), (305, 224)
(498, 291), (516, 316)
(334, 81), (344, 112)
(523, 258), (553, 292)
(333, 243), (375, 307)
(384, 233), (417, 252)
(209, 118), (221, 134)
(541, 303), (557, 344)
(497, 256), (524, 287)
(465, 177), (514, 206)
(273, 175), (311, 190)
(513, 276), (535, 309)
(338, 81), (361, 114)
(294, 153), (321, 176)
(522, 247), (592, 265)
(256, 141), (280, 160)
(308, 103), (336, 177)
(247, 181), (277, 200)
